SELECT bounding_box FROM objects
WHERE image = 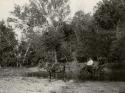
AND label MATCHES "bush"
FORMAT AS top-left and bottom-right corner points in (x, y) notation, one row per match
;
(107, 62), (125, 81)
(109, 69), (125, 81)
(102, 63), (125, 81)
